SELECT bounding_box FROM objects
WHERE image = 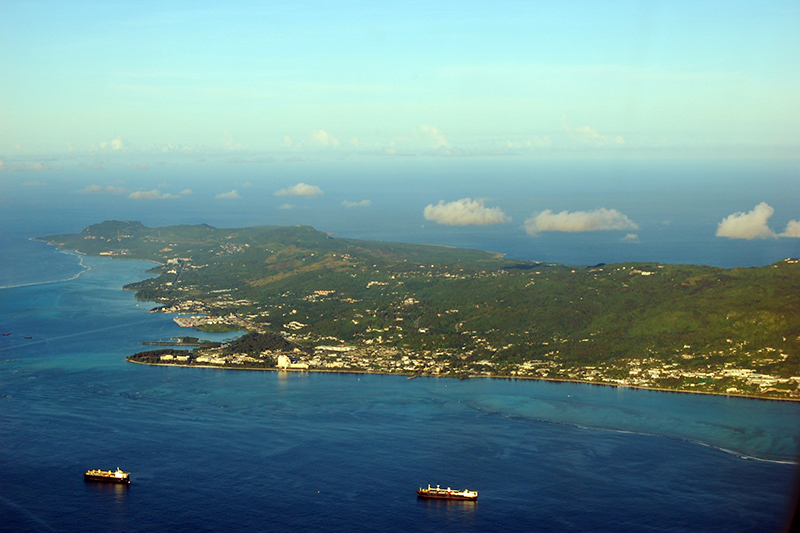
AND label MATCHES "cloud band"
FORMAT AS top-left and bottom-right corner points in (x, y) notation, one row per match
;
(524, 208), (638, 235)
(423, 198), (510, 226)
